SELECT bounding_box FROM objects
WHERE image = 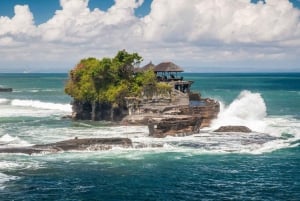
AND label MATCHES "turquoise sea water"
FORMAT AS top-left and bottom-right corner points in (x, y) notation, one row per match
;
(0, 73), (300, 200)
